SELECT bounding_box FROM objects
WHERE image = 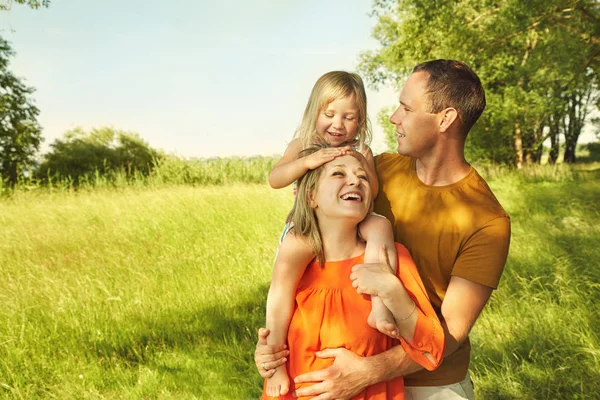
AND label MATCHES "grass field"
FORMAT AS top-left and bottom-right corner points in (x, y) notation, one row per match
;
(1, 164), (599, 399)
